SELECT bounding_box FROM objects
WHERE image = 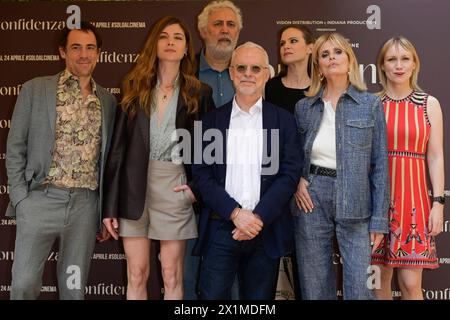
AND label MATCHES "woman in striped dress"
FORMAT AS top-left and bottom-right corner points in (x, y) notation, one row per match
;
(372, 36), (445, 300)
